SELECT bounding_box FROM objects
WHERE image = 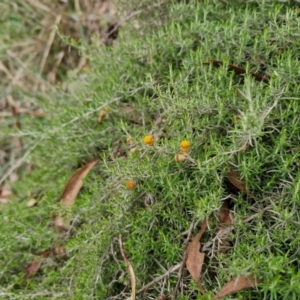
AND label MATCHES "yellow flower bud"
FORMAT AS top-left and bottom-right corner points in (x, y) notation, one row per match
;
(143, 135), (154, 146)
(180, 140), (191, 153)
(126, 180), (136, 189)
